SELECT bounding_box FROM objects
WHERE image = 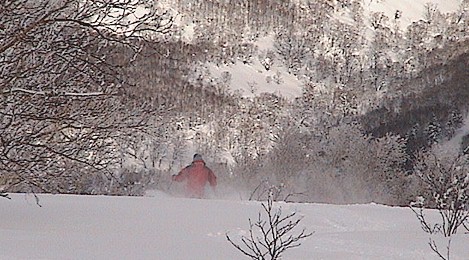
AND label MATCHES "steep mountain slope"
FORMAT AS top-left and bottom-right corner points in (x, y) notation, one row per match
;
(364, 46), (469, 154)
